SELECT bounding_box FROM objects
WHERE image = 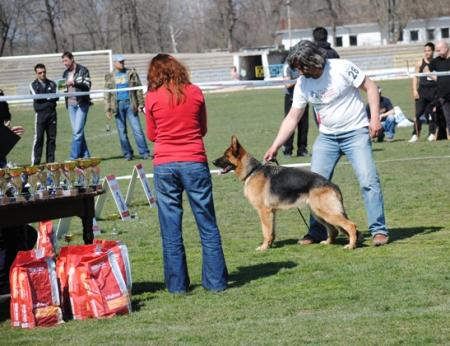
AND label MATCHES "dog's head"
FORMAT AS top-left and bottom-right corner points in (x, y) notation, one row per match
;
(212, 135), (246, 175)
